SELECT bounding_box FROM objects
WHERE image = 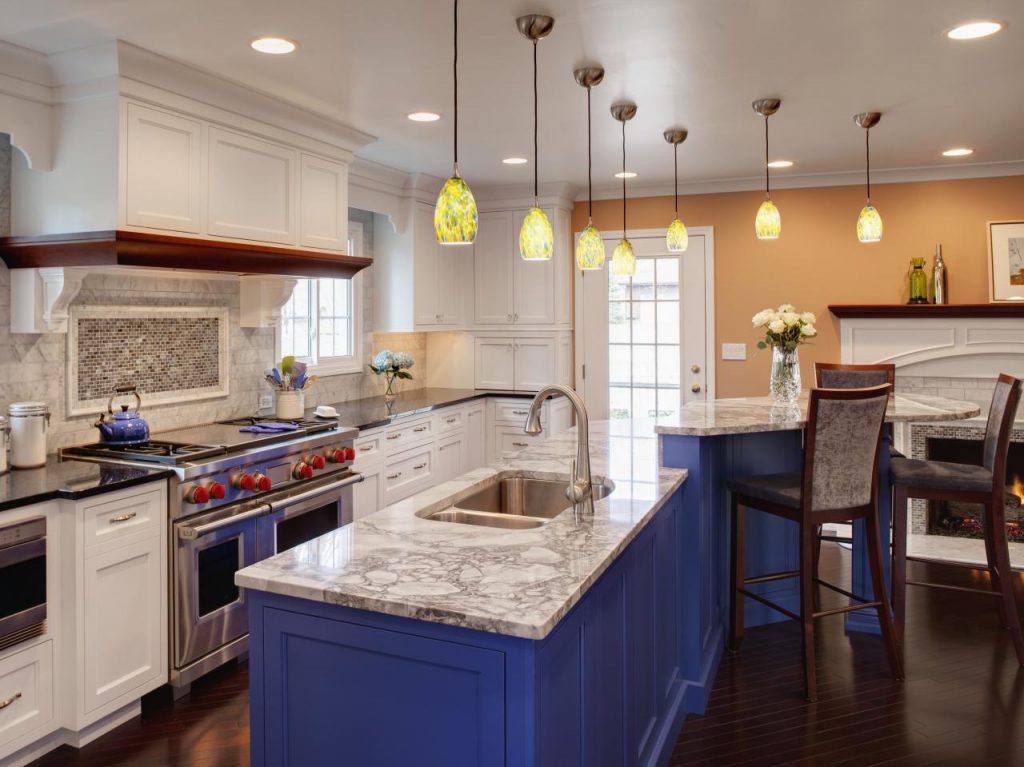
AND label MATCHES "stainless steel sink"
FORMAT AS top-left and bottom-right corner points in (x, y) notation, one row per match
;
(417, 473), (616, 528)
